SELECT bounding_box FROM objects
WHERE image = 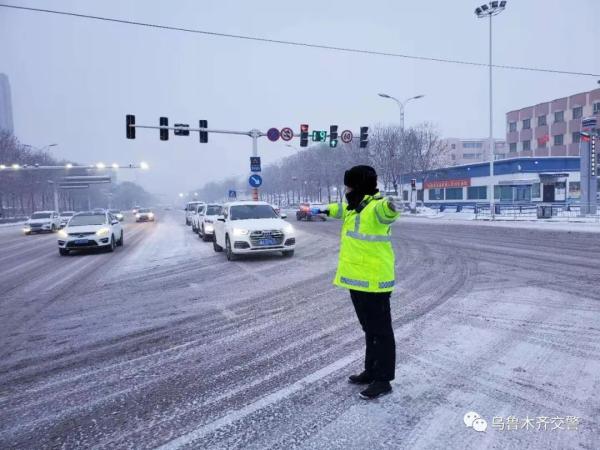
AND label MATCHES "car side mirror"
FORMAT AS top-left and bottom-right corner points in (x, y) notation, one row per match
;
(280, 213), (287, 219)
(217, 215), (226, 222)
